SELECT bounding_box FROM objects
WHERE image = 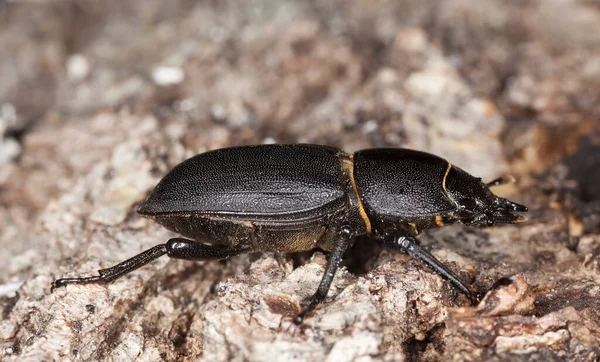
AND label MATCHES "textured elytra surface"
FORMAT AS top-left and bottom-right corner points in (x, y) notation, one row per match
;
(139, 144), (345, 216)
(1, 1), (600, 361)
